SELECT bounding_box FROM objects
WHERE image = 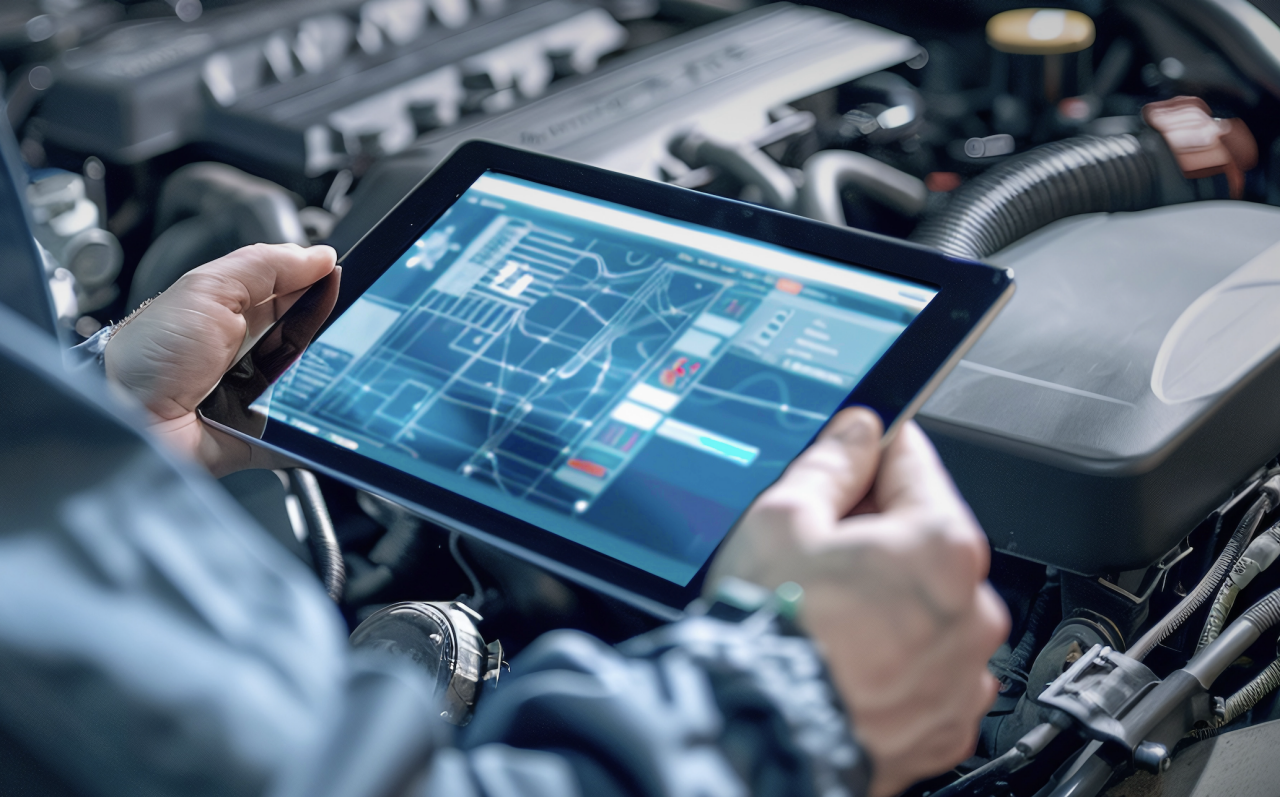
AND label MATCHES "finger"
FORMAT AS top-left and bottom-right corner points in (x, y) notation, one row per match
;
(828, 581), (997, 711)
(187, 243), (337, 316)
(850, 620), (999, 777)
(874, 421), (991, 585)
(274, 263), (341, 323)
(973, 581), (1012, 662)
(274, 265), (341, 356)
(240, 284), (308, 356)
(761, 407), (884, 526)
(237, 266), (342, 381)
(873, 421), (965, 514)
(912, 670), (998, 768)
